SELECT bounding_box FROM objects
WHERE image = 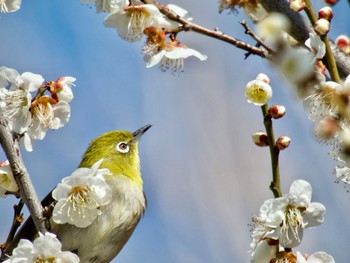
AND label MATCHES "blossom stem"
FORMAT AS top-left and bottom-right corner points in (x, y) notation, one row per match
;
(261, 104), (282, 198)
(0, 113), (49, 235)
(142, 0), (268, 58)
(304, 0), (340, 83)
